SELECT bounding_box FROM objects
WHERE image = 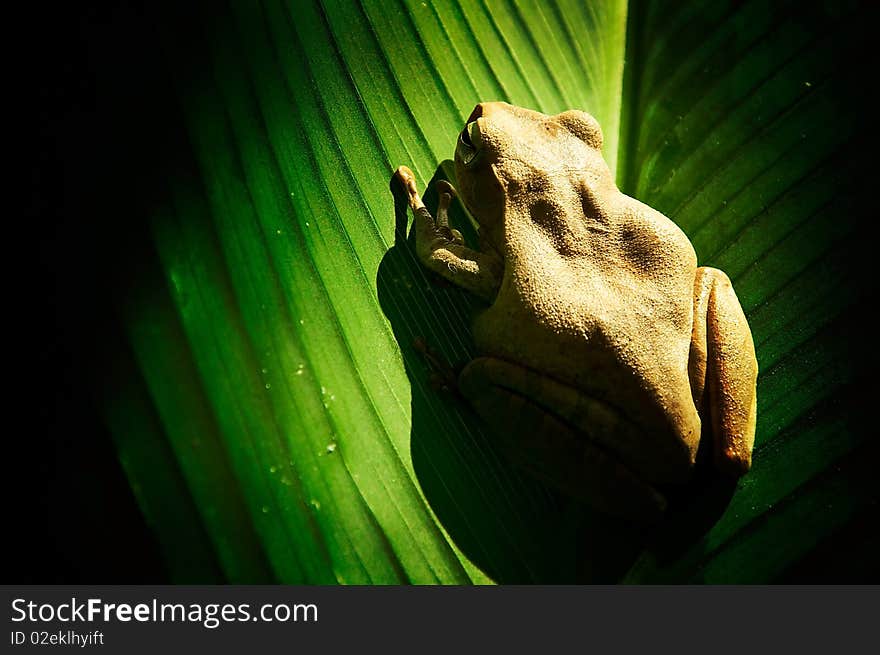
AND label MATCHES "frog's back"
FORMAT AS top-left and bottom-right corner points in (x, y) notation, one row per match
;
(473, 189), (701, 482)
